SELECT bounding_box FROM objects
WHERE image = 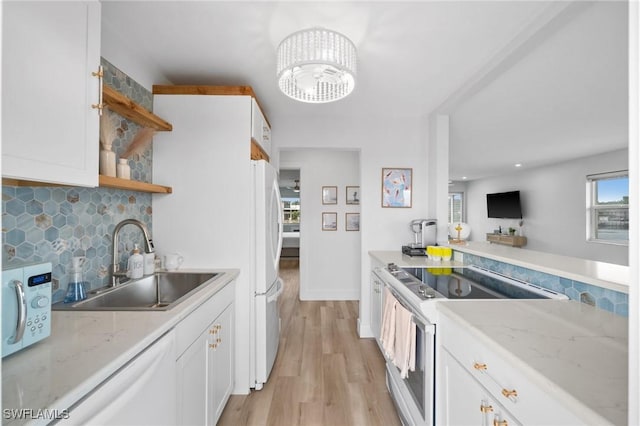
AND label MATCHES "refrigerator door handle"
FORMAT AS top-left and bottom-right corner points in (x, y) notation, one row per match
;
(266, 278), (284, 304)
(274, 183), (284, 267)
